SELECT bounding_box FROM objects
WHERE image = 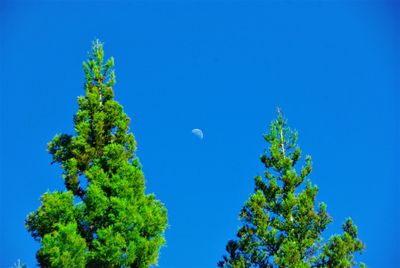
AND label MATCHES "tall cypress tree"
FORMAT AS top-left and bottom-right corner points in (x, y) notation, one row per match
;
(218, 109), (365, 268)
(26, 40), (167, 267)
